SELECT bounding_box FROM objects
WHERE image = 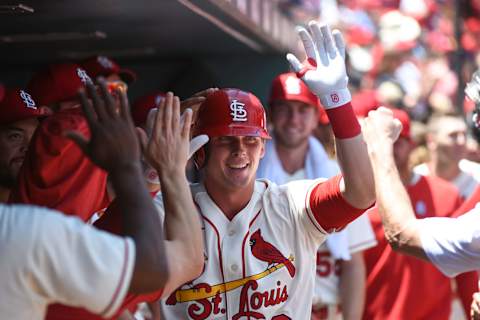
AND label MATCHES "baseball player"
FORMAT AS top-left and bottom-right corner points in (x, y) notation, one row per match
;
(156, 22), (375, 319)
(12, 64), (110, 221)
(0, 79), (204, 319)
(257, 72), (376, 320)
(0, 88), (46, 202)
